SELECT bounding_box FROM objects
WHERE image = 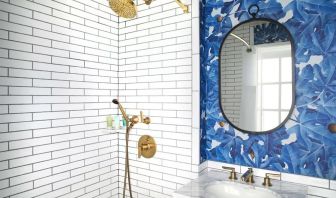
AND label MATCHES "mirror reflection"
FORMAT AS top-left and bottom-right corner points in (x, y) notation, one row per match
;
(220, 20), (294, 132)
